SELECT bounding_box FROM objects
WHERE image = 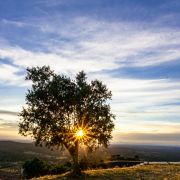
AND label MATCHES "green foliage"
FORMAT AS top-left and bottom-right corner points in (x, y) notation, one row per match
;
(22, 158), (49, 178)
(22, 158), (71, 178)
(49, 164), (70, 175)
(19, 66), (115, 173)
